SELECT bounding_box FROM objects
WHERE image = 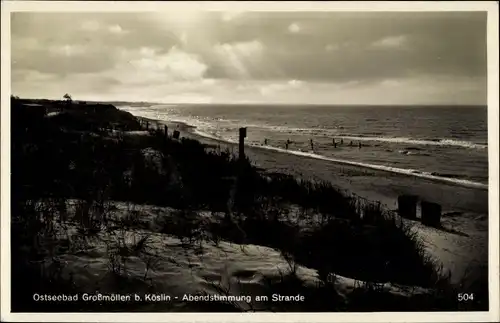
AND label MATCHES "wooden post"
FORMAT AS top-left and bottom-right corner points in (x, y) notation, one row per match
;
(421, 201), (441, 227)
(239, 127), (247, 160)
(398, 195), (419, 220)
